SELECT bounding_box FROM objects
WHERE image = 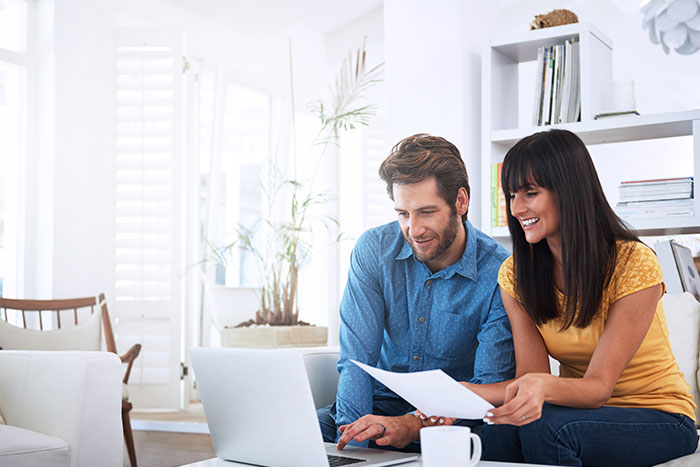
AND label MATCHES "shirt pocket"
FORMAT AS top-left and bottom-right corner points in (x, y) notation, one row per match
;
(425, 310), (479, 360)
